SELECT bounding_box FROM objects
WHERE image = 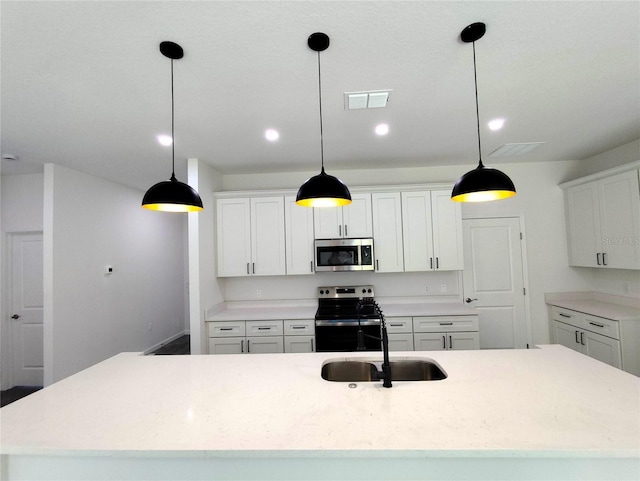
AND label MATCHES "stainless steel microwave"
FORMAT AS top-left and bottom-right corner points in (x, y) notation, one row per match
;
(314, 238), (374, 272)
